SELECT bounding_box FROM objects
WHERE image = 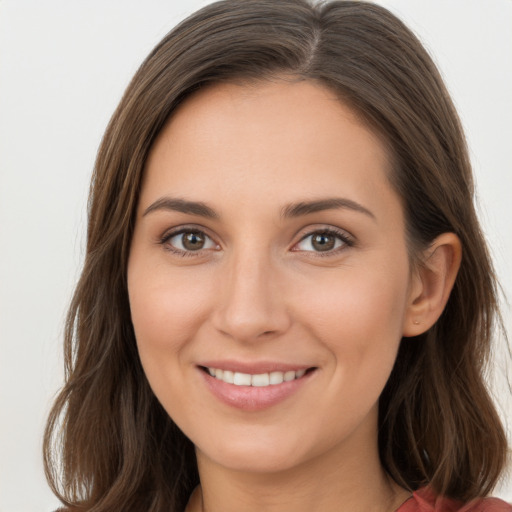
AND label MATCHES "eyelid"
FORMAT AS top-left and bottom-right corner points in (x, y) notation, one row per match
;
(158, 225), (220, 256)
(157, 224), (354, 257)
(291, 226), (355, 254)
